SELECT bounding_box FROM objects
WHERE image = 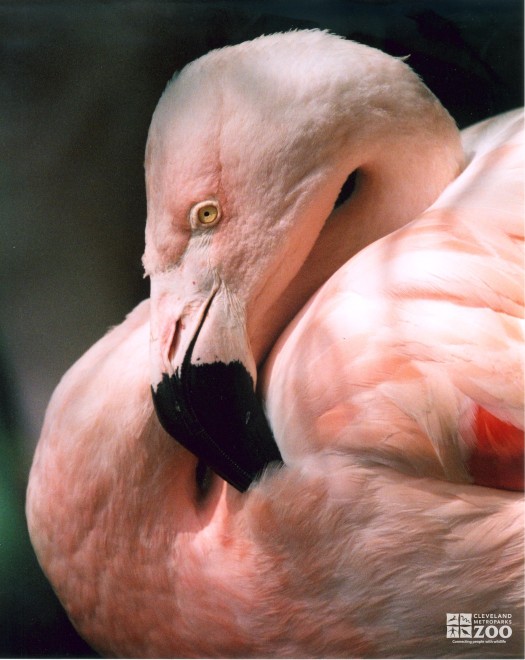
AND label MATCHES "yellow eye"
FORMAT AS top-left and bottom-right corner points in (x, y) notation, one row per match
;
(198, 205), (218, 224)
(190, 200), (221, 229)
